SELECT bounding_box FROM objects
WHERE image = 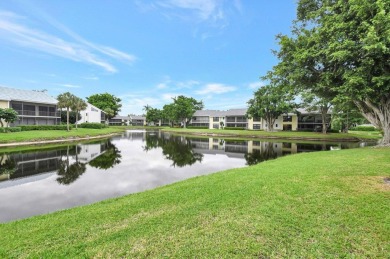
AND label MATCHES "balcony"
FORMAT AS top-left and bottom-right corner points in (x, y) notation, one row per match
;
(14, 110), (60, 117)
